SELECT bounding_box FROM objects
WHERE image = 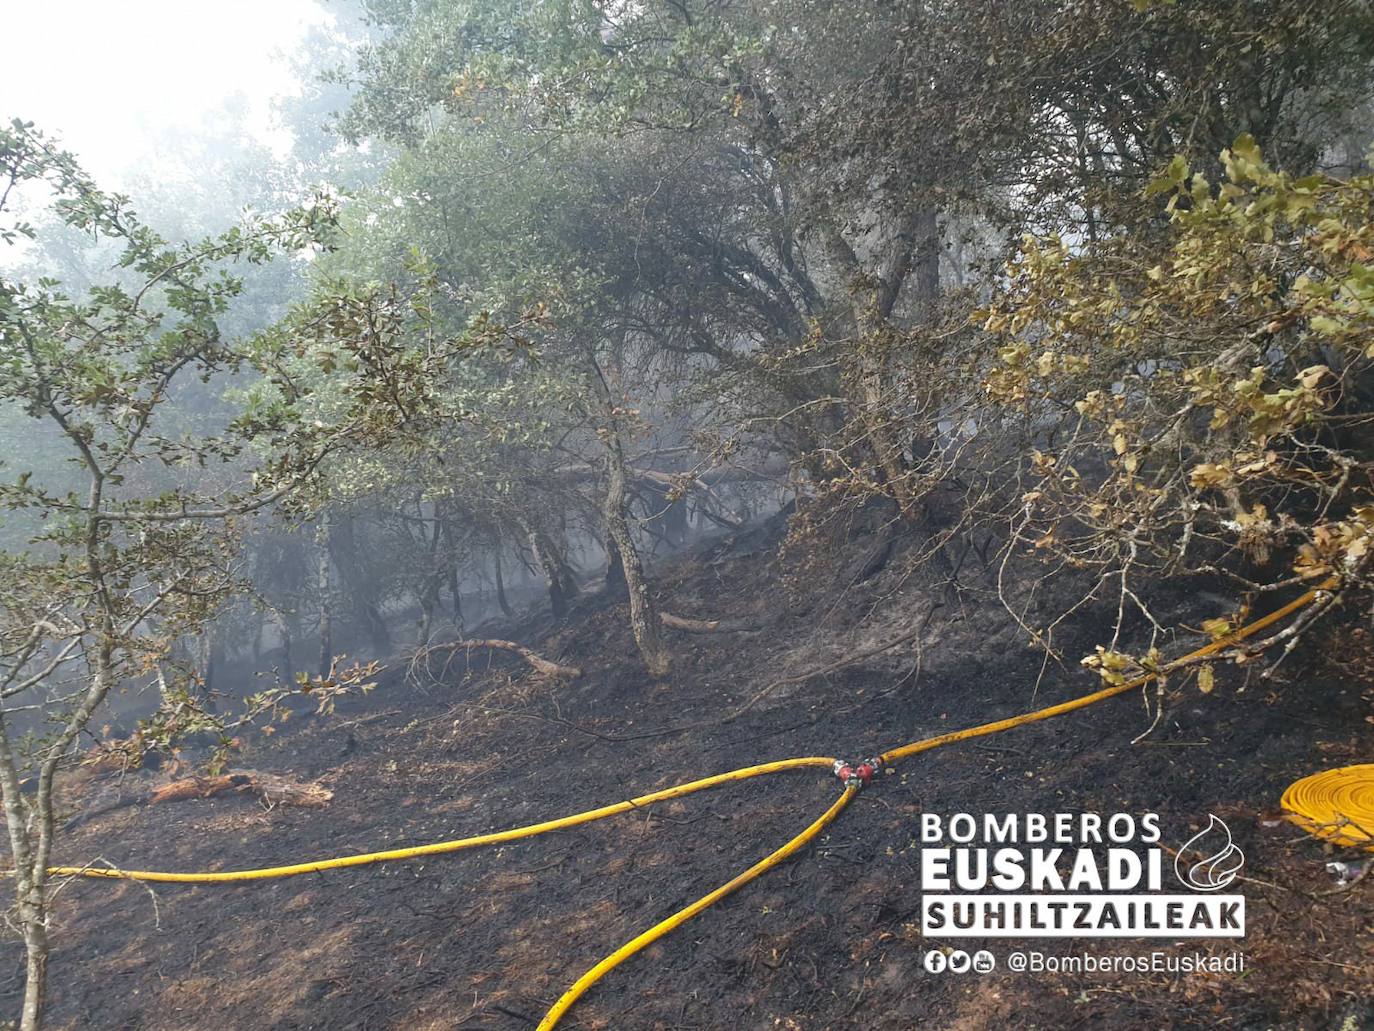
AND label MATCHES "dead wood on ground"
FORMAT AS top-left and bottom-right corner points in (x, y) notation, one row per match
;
(412, 639), (581, 679)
